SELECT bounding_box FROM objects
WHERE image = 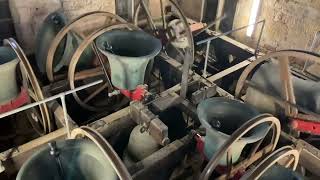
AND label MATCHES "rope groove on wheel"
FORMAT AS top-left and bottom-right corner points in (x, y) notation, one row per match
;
(3, 38), (52, 135)
(46, 11), (127, 82)
(67, 23), (139, 111)
(70, 126), (132, 180)
(199, 114), (281, 180)
(240, 146), (300, 180)
(235, 50), (320, 118)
